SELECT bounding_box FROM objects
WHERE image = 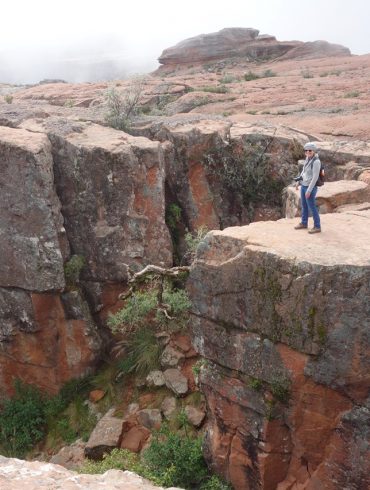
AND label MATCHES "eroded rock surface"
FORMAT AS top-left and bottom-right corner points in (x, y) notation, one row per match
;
(188, 212), (370, 489)
(0, 126), (102, 395)
(0, 456), (183, 489)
